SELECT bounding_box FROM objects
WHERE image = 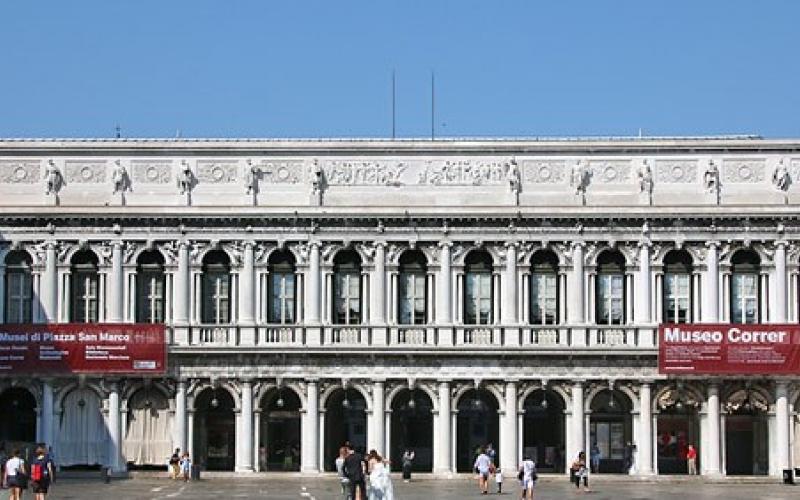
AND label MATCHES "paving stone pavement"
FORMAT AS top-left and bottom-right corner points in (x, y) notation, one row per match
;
(17, 475), (799, 499)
